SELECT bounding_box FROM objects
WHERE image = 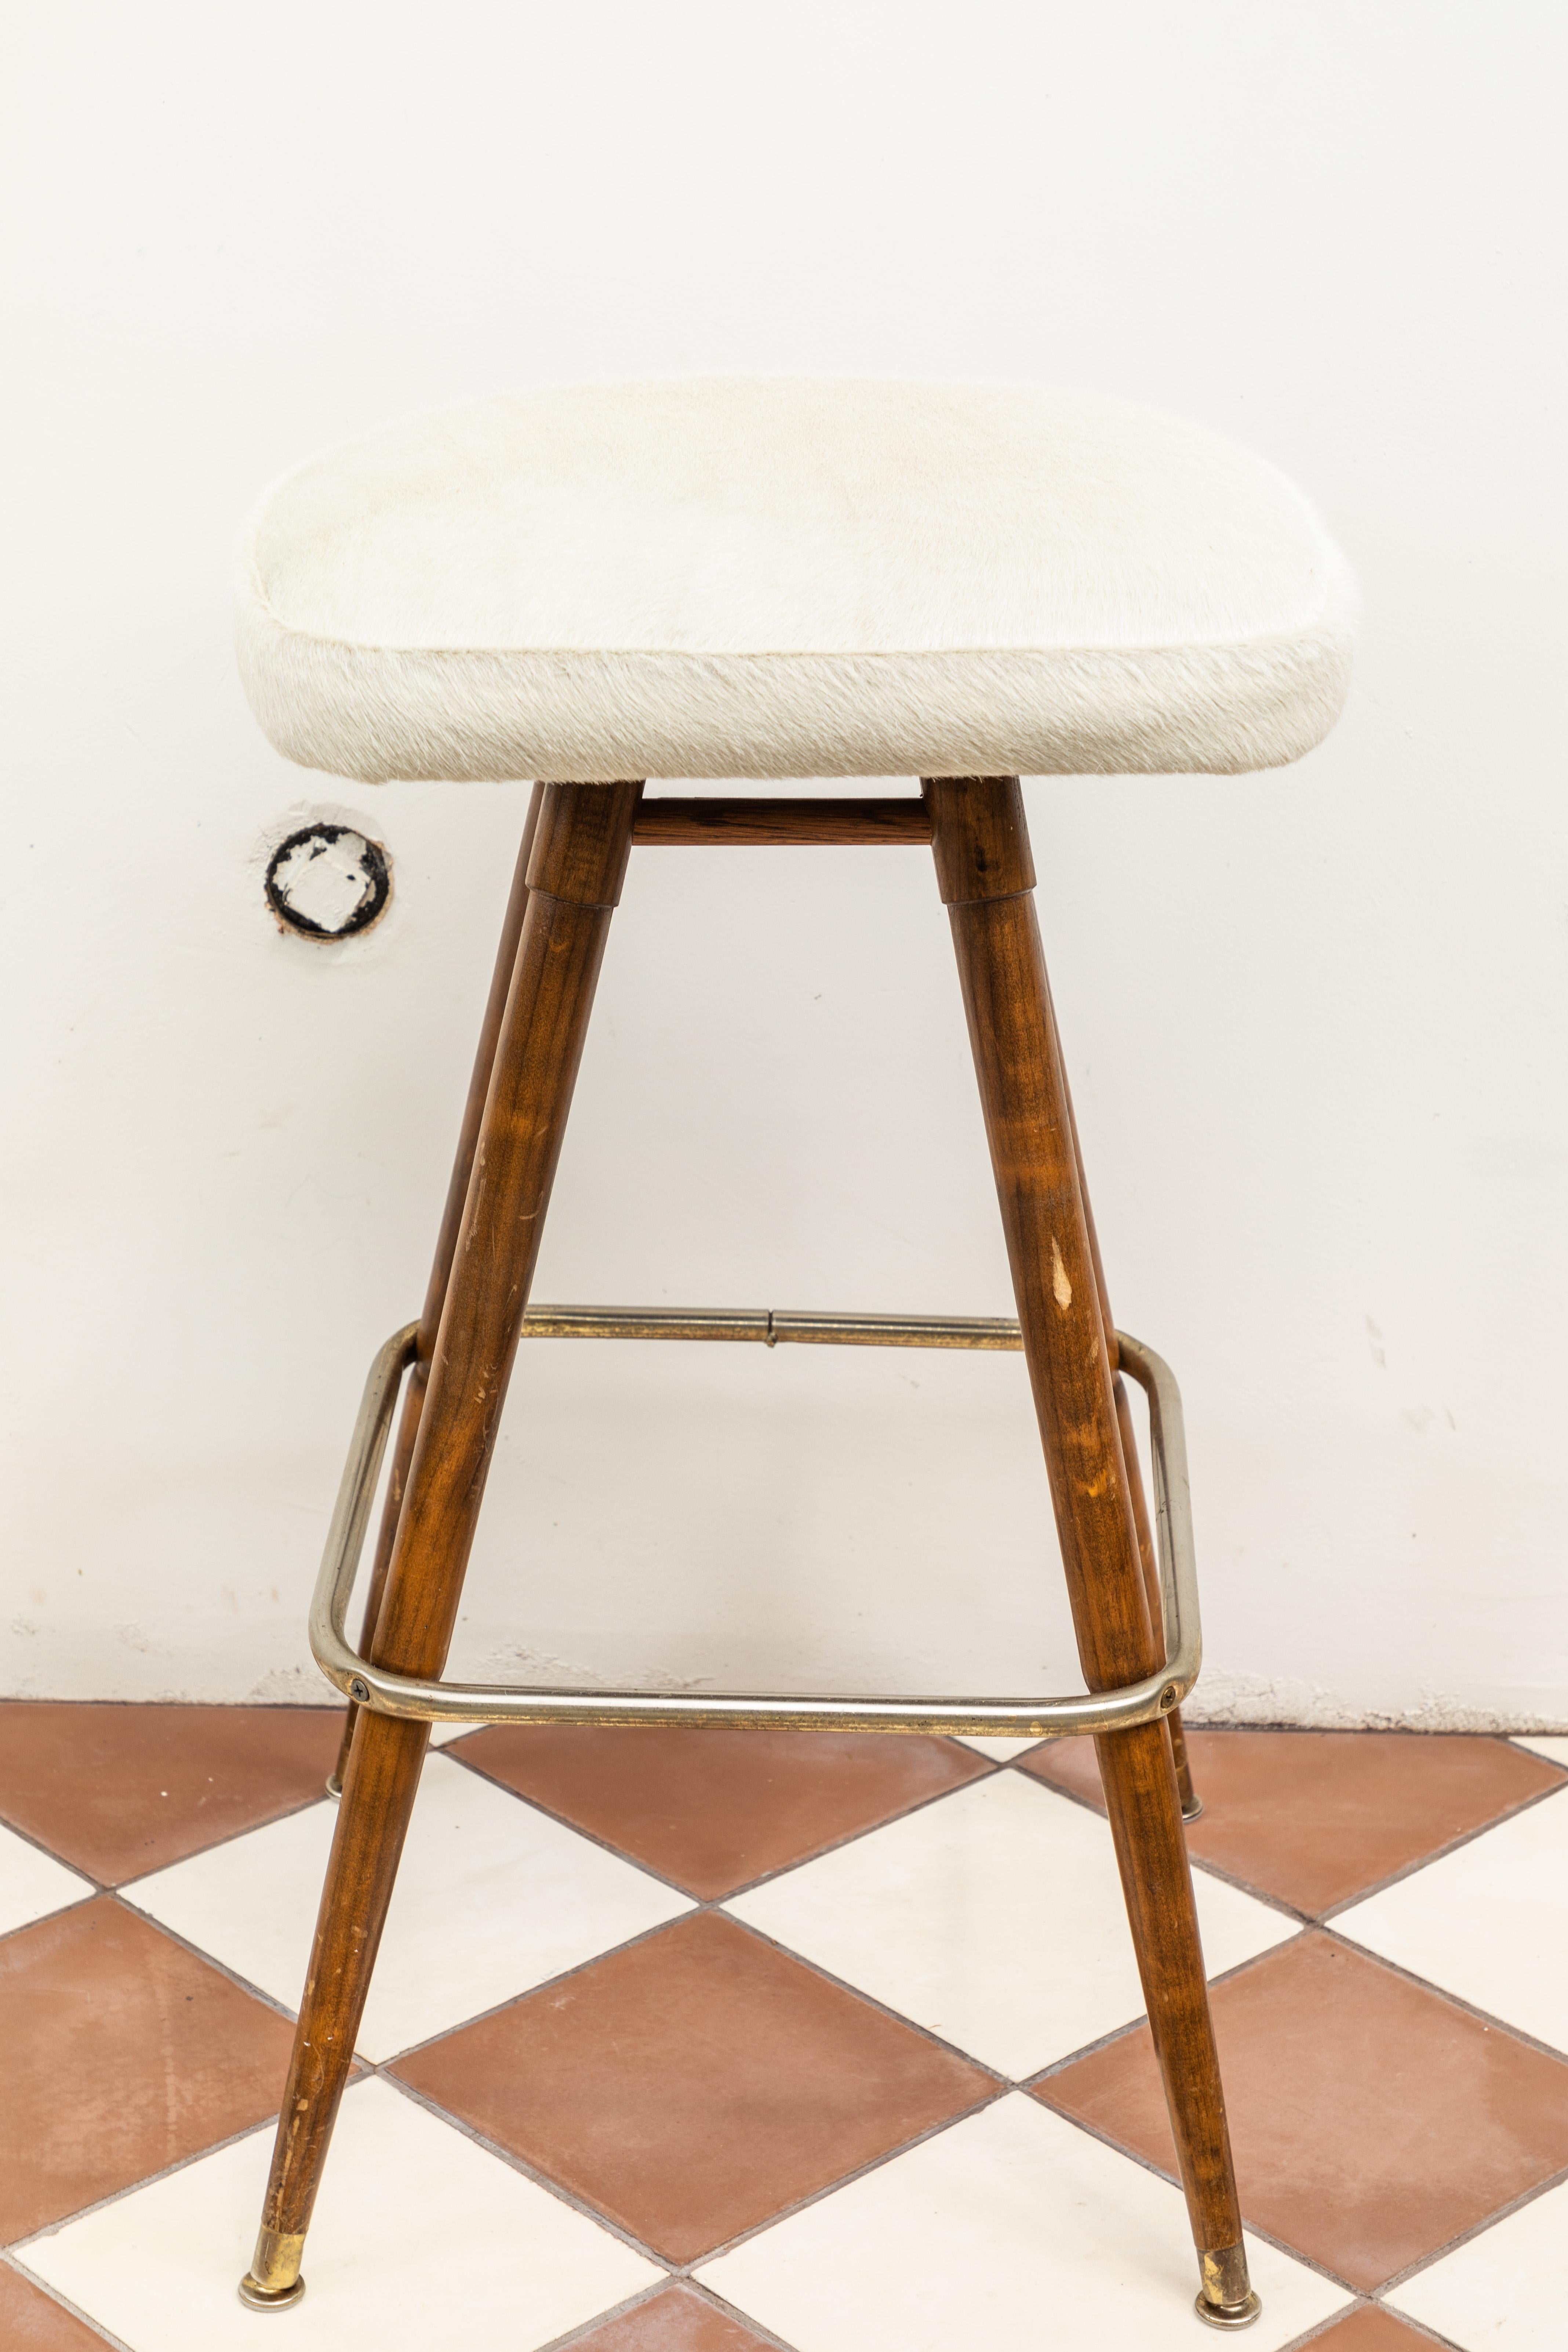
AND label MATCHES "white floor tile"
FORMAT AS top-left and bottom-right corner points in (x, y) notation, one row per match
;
(0, 1821), (94, 1938)
(725, 1771), (1297, 2076)
(1335, 1785), (1568, 2054)
(19, 2075), (661, 2352)
(699, 2094), (1347, 2352)
(1388, 2174), (1568, 2350)
(1511, 1735), (1568, 1767)
(122, 1753), (691, 2059)
(954, 1736), (1044, 1760)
